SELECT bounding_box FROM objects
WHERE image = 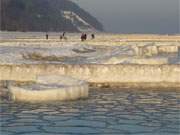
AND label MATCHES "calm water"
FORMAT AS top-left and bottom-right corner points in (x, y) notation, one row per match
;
(0, 89), (180, 135)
